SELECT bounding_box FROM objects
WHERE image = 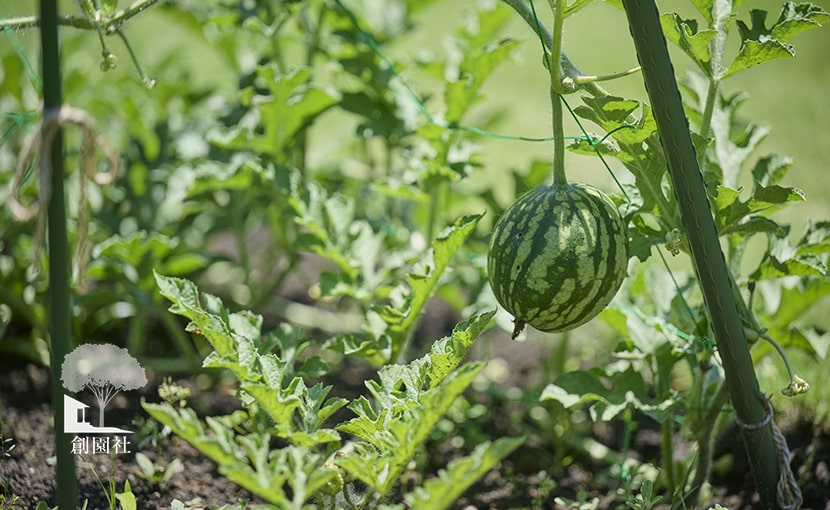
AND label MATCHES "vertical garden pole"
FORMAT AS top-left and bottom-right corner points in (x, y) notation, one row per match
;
(621, 0), (781, 507)
(39, 0), (78, 507)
